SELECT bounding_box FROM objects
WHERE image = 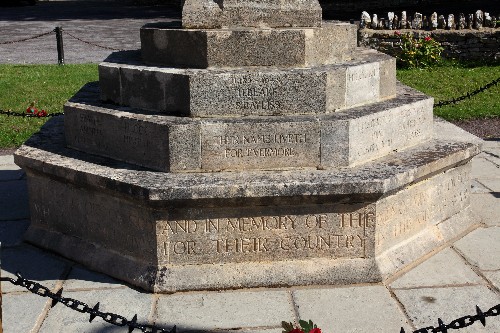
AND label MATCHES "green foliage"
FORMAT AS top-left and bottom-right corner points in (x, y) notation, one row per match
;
(395, 32), (444, 69)
(397, 60), (500, 120)
(0, 64), (98, 148)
